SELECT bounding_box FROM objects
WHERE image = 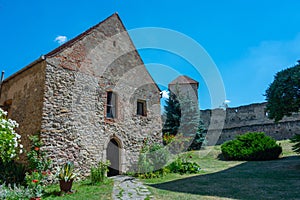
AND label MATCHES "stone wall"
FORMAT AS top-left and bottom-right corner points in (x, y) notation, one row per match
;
(0, 60), (46, 161)
(40, 14), (162, 176)
(201, 102), (300, 145)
